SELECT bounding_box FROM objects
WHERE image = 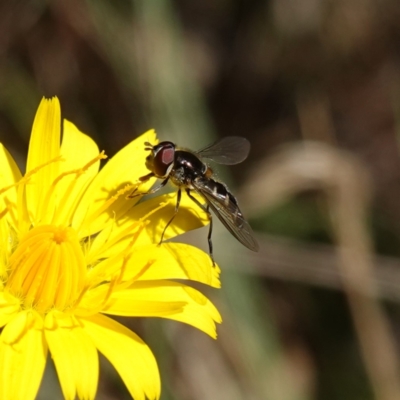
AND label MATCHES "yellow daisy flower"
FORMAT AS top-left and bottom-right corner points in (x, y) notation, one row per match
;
(0, 97), (221, 400)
